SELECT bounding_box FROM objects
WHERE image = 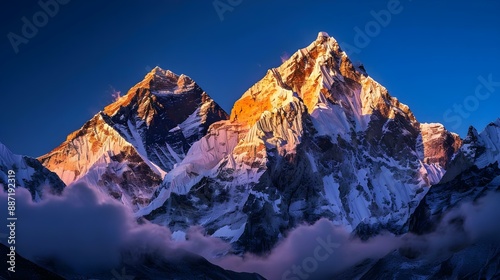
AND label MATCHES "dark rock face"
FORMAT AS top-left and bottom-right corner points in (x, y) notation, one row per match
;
(94, 146), (164, 208)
